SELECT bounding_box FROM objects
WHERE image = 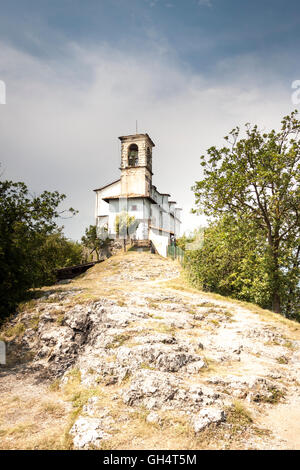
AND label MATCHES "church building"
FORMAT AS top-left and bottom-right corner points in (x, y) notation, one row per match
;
(94, 133), (181, 257)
